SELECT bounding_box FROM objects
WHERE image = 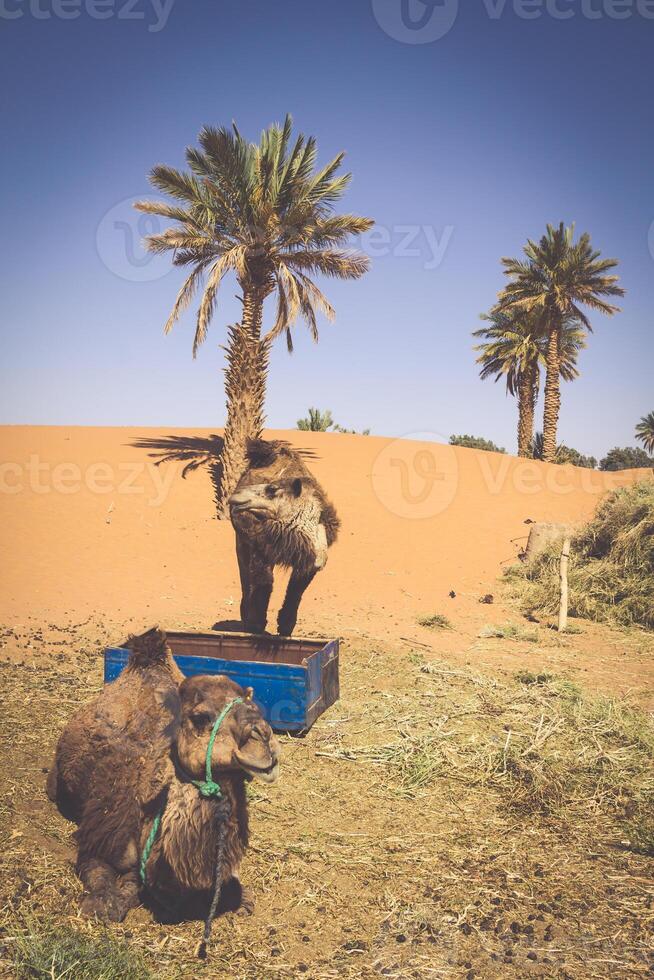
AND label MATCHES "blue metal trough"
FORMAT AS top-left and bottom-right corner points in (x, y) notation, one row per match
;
(104, 629), (339, 733)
